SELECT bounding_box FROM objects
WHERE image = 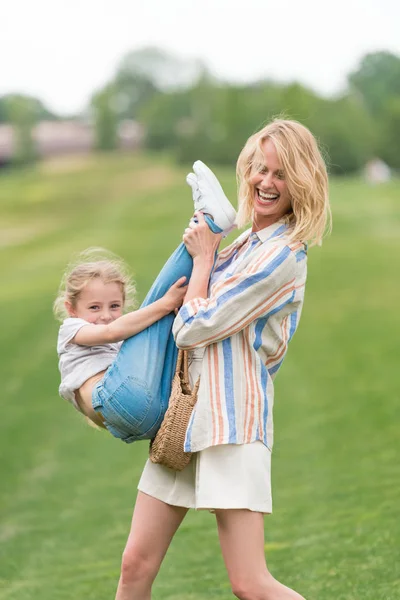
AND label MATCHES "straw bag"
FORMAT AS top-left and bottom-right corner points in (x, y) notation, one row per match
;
(149, 350), (200, 471)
